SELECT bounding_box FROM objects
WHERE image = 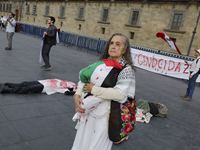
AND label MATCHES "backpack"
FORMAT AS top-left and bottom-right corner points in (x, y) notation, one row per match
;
(196, 58), (200, 74)
(154, 103), (168, 118)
